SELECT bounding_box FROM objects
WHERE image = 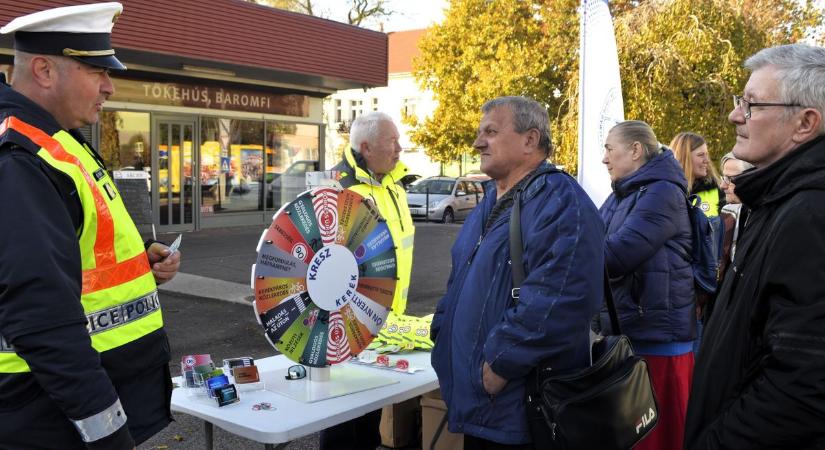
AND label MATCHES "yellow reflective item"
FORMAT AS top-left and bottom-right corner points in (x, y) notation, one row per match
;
(376, 312), (434, 351)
